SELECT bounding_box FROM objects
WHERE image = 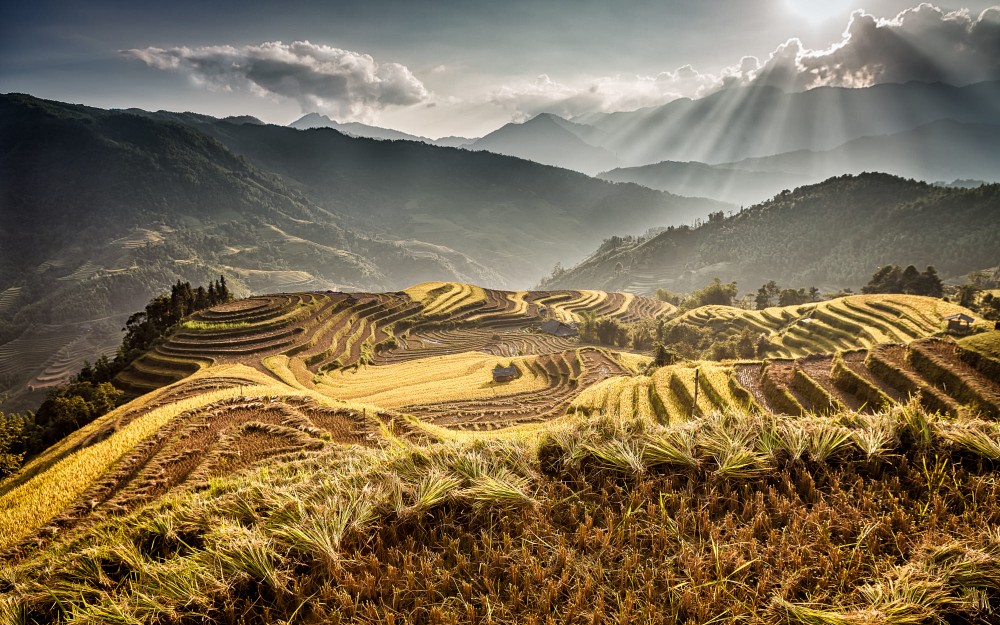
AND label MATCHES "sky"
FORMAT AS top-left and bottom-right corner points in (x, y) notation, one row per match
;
(2, 1), (998, 138)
